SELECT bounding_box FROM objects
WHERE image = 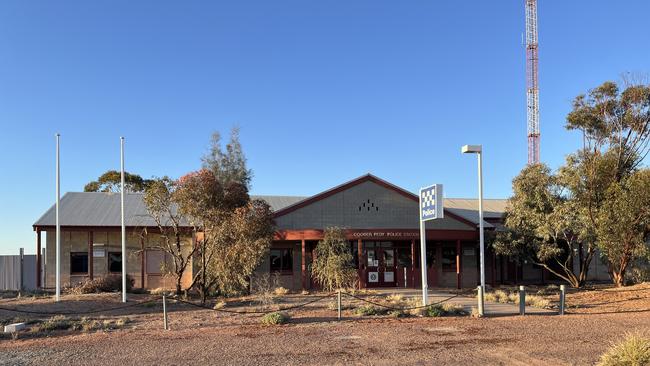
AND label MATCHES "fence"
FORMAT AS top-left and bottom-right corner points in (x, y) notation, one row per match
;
(0, 249), (38, 291)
